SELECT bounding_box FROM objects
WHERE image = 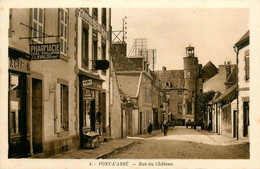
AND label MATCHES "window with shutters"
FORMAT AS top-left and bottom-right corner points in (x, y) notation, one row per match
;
(60, 84), (69, 131)
(32, 8), (44, 43)
(245, 49), (250, 81)
(59, 8), (68, 55)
